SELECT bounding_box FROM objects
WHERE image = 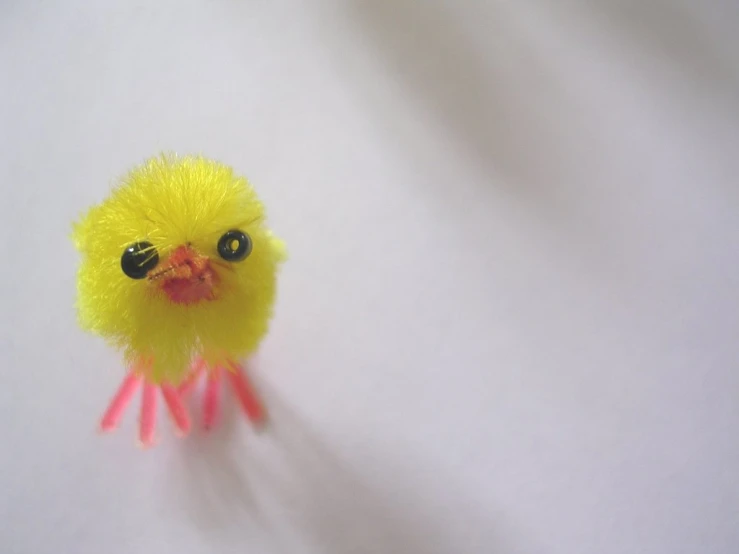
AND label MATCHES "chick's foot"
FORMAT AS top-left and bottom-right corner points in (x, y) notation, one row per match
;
(99, 371), (192, 447)
(180, 359), (266, 430)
